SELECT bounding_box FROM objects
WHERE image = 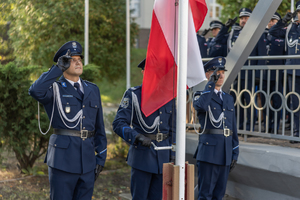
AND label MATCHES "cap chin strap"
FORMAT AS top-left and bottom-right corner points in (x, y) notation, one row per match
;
(38, 82), (82, 135)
